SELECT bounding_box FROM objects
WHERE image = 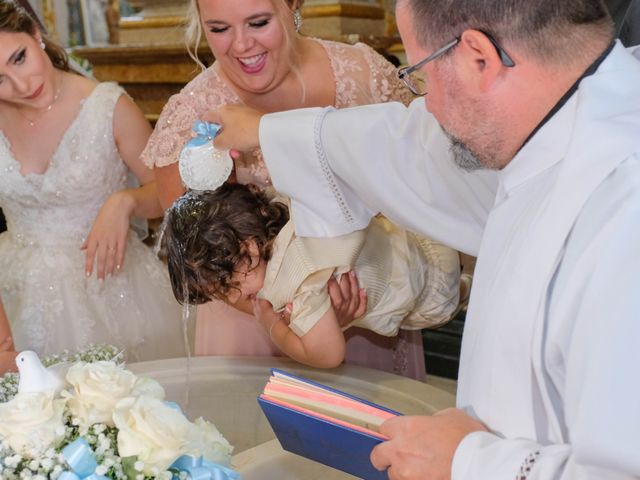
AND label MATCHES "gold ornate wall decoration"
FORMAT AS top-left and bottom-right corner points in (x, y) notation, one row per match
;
(41, 0), (58, 41)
